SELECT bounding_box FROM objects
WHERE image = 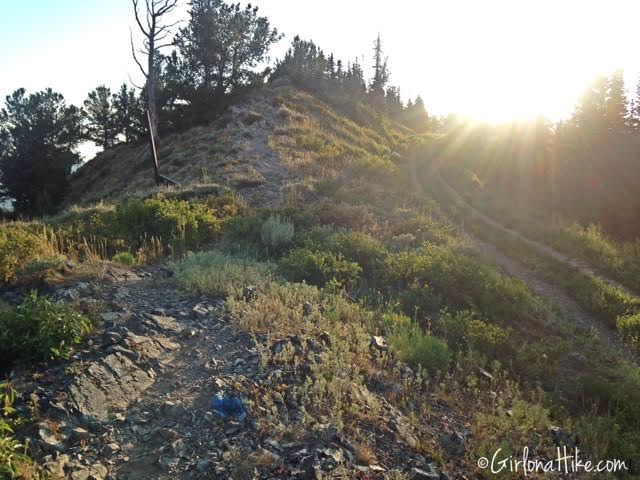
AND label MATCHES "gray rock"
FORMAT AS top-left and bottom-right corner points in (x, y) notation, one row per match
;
(70, 463), (108, 480)
(69, 426), (91, 444)
(409, 466), (440, 479)
(102, 331), (122, 346)
(318, 331), (332, 347)
(67, 353), (155, 421)
(100, 312), (121, 323)
(196, 459), (212, 473)
(192, 302), (212, 319)
(37, 422), (66, 452)
(158, 455), (179, 470)
(441, 430), (466, 455)
(549, 425), (575, 448)
(163, 400), (188, 419)
(104, 443), (121, 454)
